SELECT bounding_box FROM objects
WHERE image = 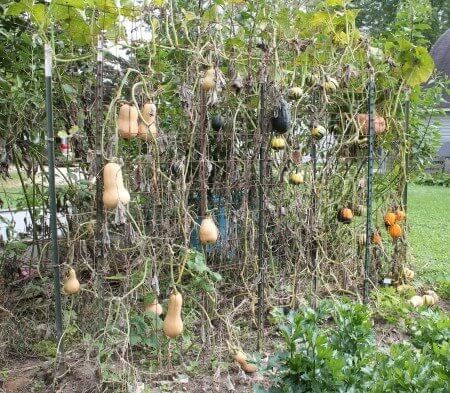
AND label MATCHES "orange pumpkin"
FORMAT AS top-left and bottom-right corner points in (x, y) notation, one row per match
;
(389, 223), (402, 239)
(371, 232), (382, 245)
(357, 114), (387, 135)
(395, 209), (406, 222)
(339, 208), (353, 223)
(384, 212), (397, 226)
